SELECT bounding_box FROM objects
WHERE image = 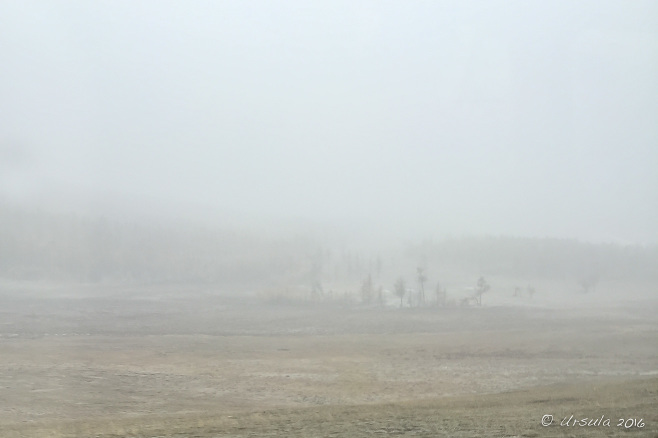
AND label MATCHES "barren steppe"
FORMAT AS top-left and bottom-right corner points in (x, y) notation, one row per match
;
(1, 284), (657, 437)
